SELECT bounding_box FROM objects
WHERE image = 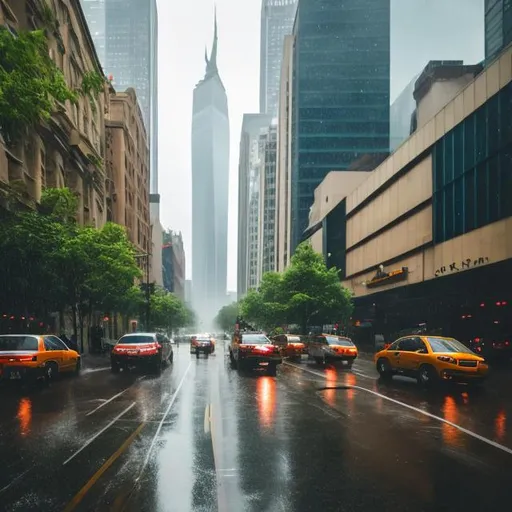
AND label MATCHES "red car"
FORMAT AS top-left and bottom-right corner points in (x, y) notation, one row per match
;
(111, 333), (173, 374)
